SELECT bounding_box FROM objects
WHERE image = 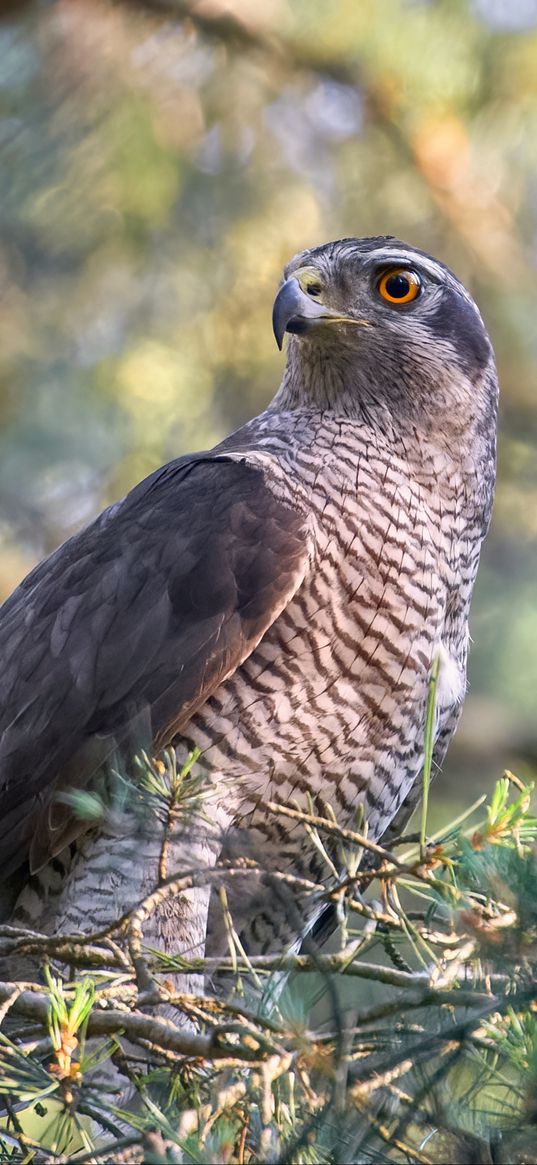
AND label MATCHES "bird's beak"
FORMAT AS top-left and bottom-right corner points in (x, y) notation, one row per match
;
(272, 276), (369, 350)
